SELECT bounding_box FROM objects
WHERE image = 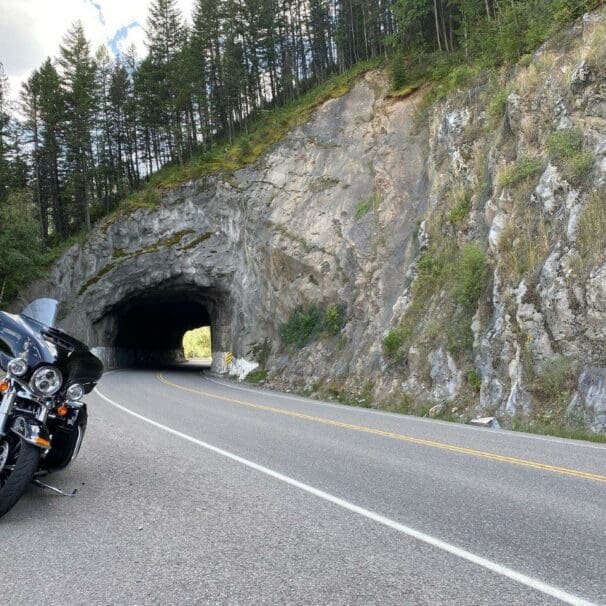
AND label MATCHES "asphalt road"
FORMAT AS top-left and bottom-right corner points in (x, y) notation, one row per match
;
(2, 367), (605, 606)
